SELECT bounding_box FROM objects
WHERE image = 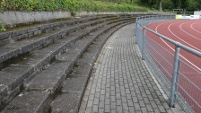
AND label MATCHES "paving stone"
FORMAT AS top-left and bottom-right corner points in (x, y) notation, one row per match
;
(105, 98), (110, 105)
(132, 97), (138, 103)
(146, 104), (154, 112)
(99, 108), (104, 113)
(151, 101), (158, 109)
(122, 103), (129, 111)
(128, 99), (134, 107)
(93, 98), (99, 105)
(92, 105), (99, 112)
(99, 100), (105, 109)
(104, 104), (110, 112)
(129, 106), (135, 113)
(85, 107), (92, 113)
(87, 101), (93, 108)
(154, 109), (161, 113)
(142, 107), (149, 113)
(116, 99), (122, 106)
